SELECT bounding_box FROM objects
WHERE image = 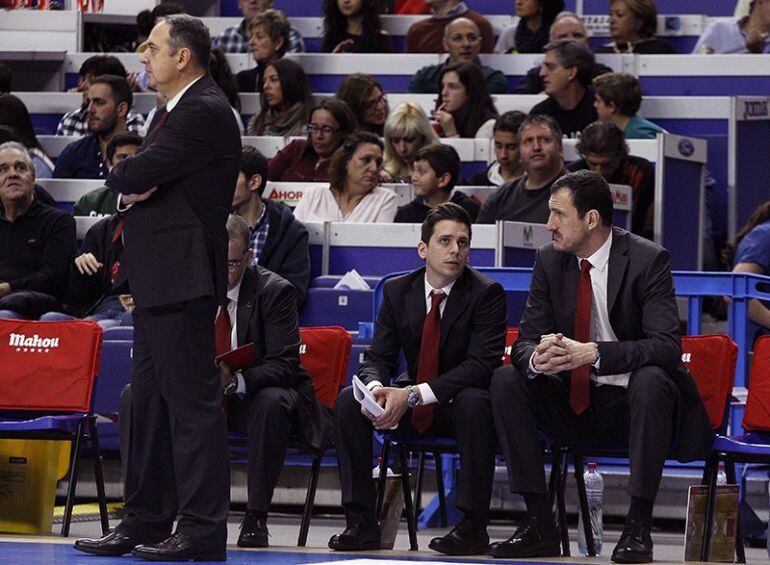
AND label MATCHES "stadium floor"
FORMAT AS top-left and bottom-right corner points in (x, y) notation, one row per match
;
(2, 511), (769, 564)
